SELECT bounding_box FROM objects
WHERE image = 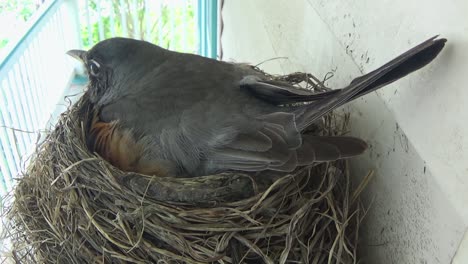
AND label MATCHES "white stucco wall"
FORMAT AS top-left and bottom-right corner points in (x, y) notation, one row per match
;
(221, 0), (468, 263)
